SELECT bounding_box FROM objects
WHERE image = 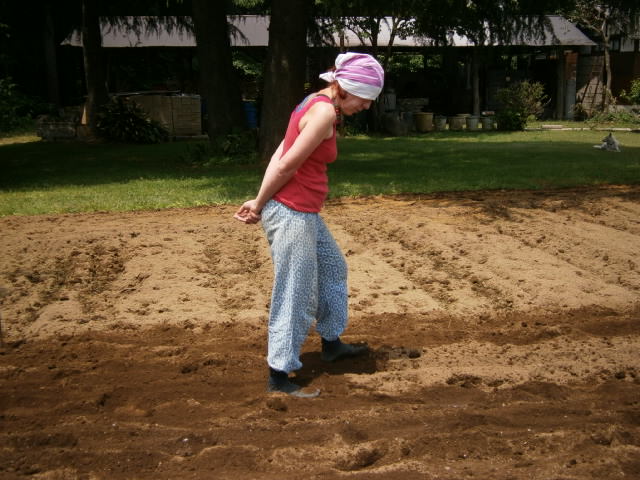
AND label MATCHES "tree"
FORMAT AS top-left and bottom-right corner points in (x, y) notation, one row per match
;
(192, 0), (246, 138)
(564, 0), (640, 111)
(81, 0), (109, 132)
(258, 0), (311, 162)
(43, 1), (61, 108)
(1, 0), (249, 140)
(79, 1), (192, 135)
(0, 0), (82, 110)
(413, 0), (571, 116)
(319, 0), (416, 62)
(81, 2), (178, 135)
(319, 1), (560, 119)
(314, 1), (418, 133)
